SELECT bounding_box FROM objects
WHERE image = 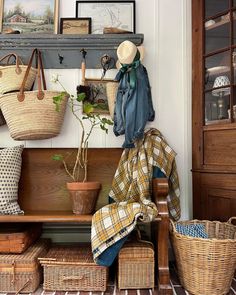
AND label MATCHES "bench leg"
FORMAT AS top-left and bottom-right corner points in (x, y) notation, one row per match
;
(157, 217), (173, 295)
